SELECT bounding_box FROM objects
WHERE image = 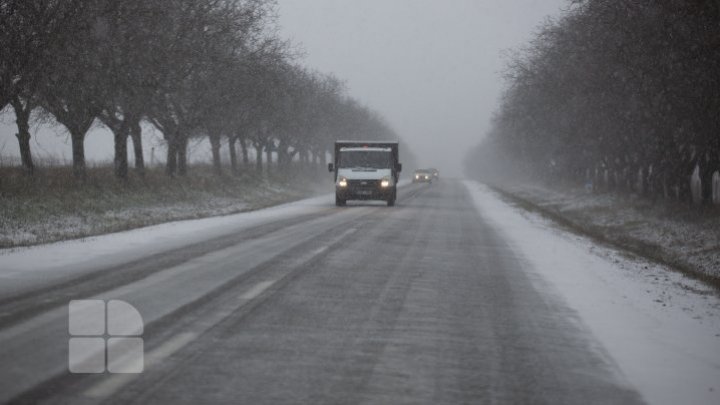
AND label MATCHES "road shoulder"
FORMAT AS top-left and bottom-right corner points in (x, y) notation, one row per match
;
(464, 180), (720, 405)
(487, 182), (720, 288)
